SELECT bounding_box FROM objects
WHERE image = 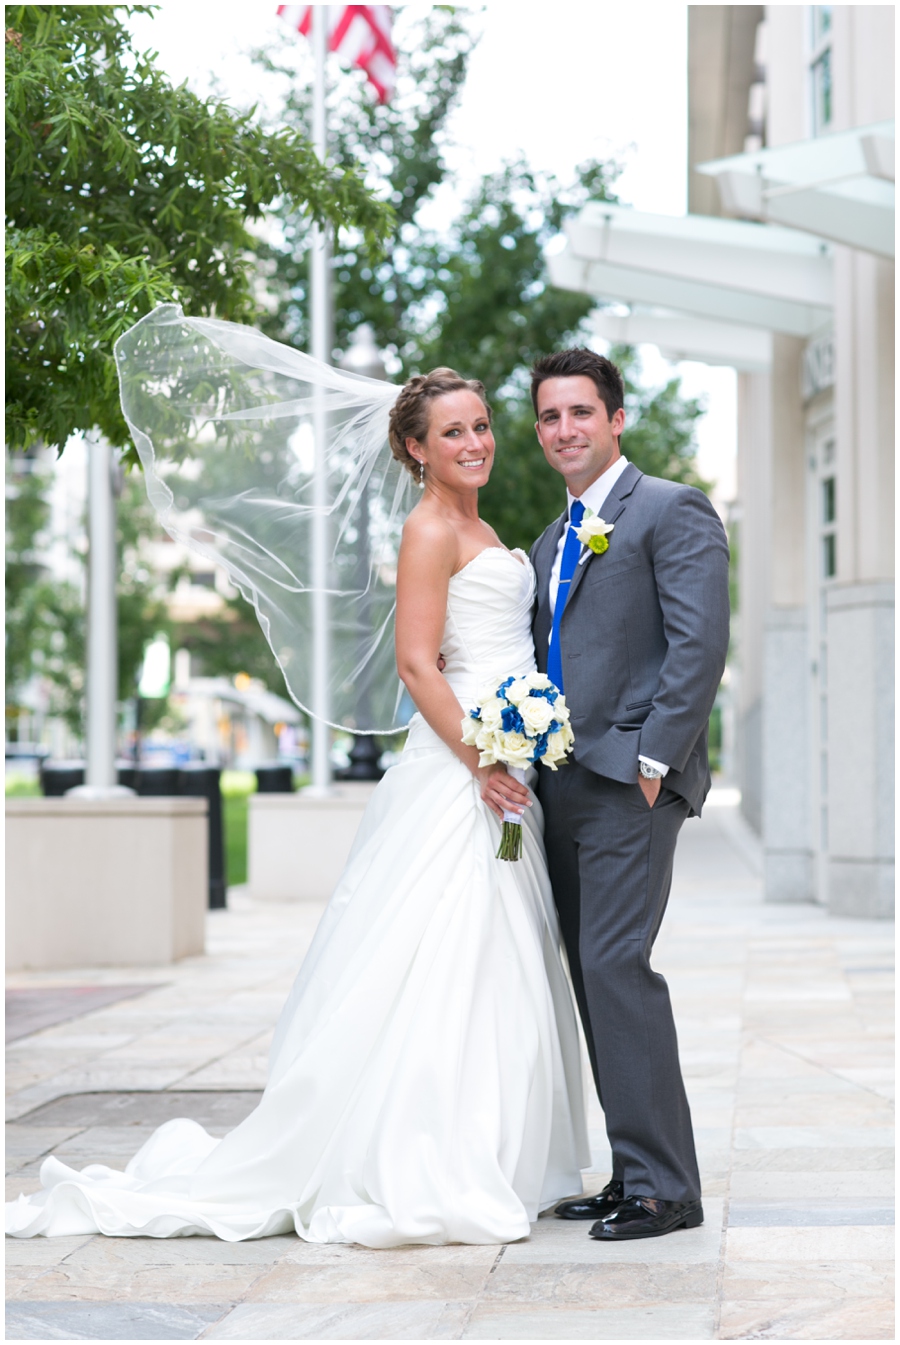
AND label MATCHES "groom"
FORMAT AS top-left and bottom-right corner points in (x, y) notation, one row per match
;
(529, 348), (730, 1241)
